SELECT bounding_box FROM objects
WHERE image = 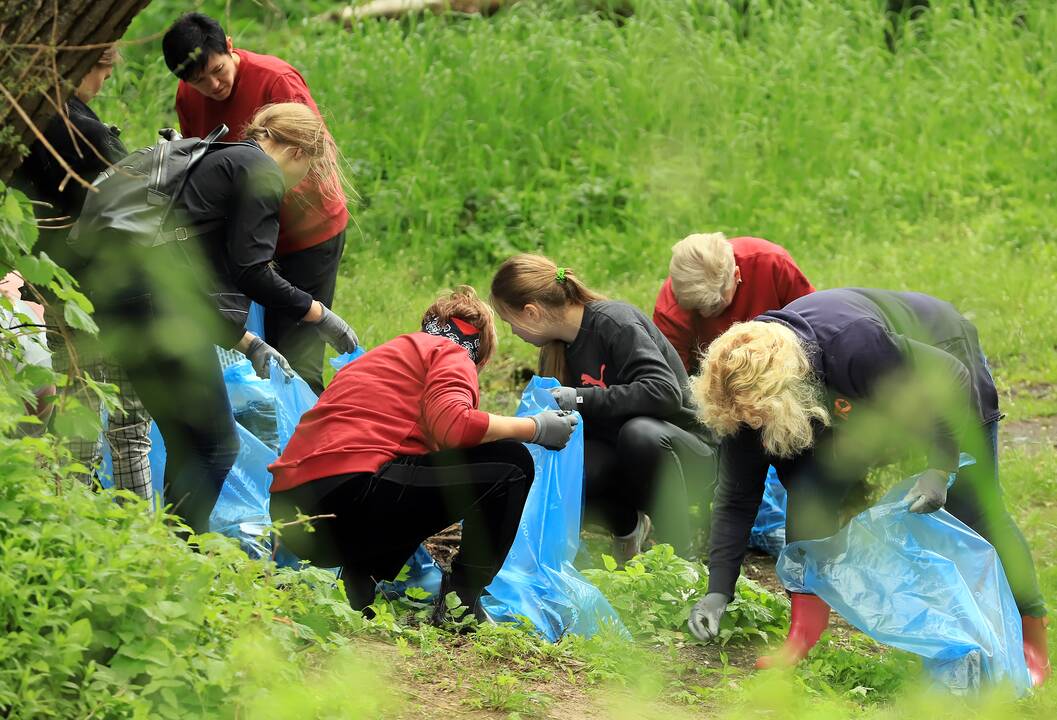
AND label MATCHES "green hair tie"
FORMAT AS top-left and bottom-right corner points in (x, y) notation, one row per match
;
(556, 267), (567, 284)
